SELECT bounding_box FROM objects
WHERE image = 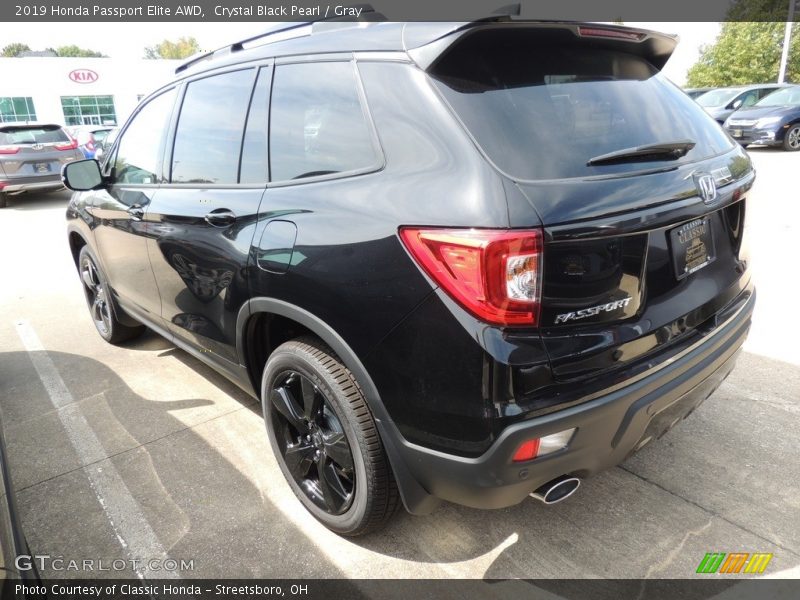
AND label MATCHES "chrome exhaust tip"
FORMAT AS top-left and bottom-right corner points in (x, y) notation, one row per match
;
(530, 476), (581, 505)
